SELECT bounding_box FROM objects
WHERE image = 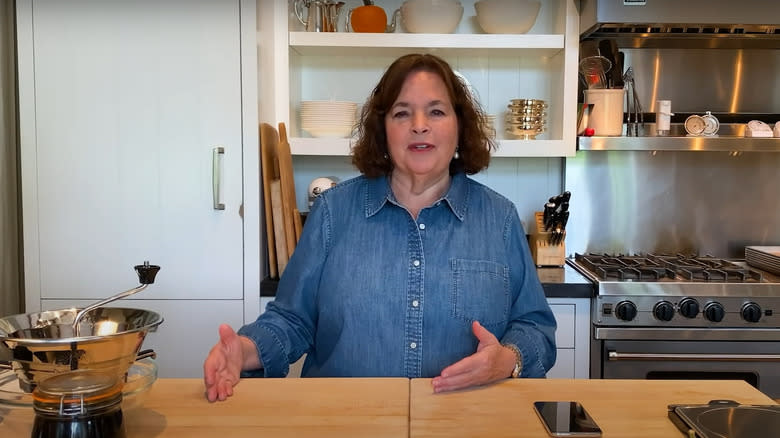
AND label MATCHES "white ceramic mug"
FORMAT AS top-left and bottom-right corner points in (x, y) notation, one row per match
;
(584, 89), (625, 136)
